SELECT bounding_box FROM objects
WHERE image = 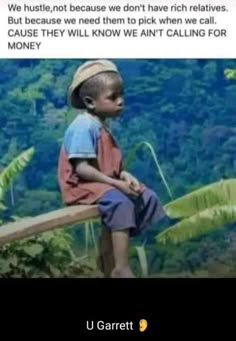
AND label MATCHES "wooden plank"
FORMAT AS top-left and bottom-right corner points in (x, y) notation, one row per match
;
(0, 205), (99, 246)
